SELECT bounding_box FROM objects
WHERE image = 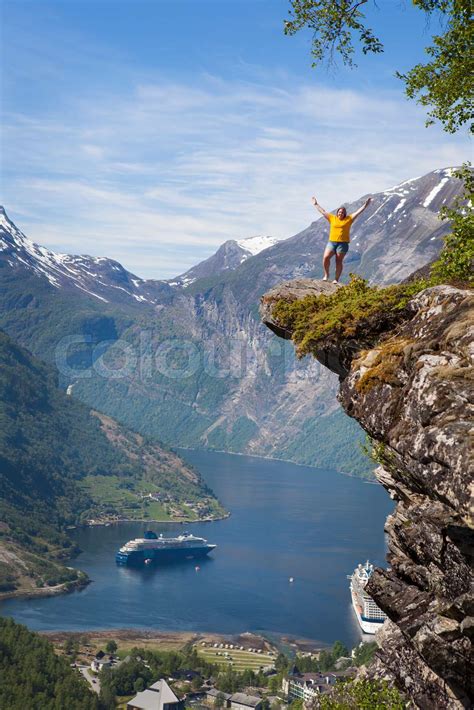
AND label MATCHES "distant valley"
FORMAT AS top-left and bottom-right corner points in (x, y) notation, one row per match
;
(0, 168), (462, 479)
